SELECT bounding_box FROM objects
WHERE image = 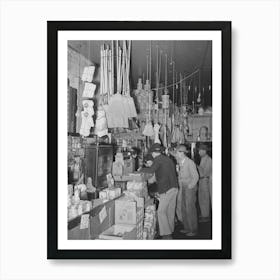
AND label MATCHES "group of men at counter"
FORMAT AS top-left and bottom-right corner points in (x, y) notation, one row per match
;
(138, 143), (212, 239)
